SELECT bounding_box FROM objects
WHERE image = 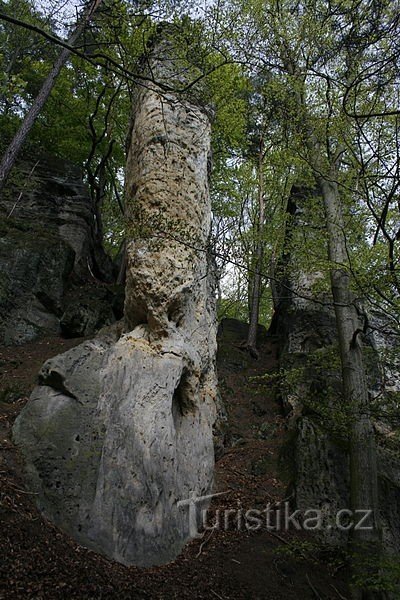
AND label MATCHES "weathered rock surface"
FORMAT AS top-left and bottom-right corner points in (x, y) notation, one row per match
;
(13, 327), (216, 565)
(0, 217), (74, 344)
(60, 284), (123, 338)
(0, 155), (117, 344)
(13, 28), (219, 567)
